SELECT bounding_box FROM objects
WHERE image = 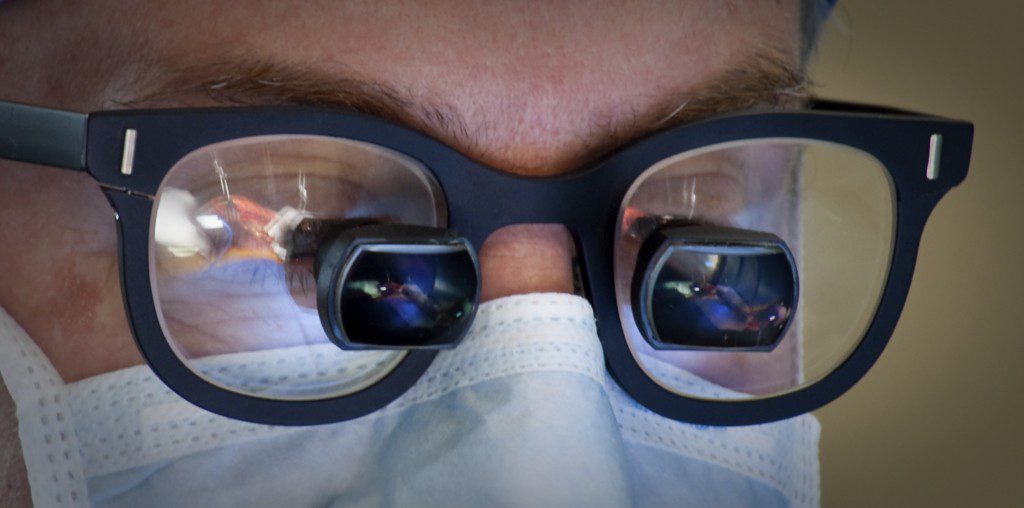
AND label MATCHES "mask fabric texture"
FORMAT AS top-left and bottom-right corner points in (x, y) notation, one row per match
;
(0, 293), (820, 508)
